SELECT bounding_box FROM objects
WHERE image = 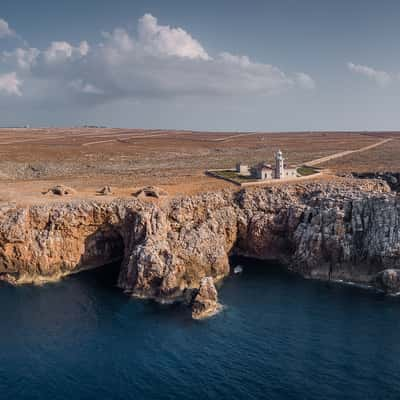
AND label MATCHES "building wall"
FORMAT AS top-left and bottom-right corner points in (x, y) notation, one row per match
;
(253, 162), (297, 180)
(283, 168), (297, 178)
(259, 169), (274, 180)
(237, 164), (250, 176)
(240, 166), (250, 176)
